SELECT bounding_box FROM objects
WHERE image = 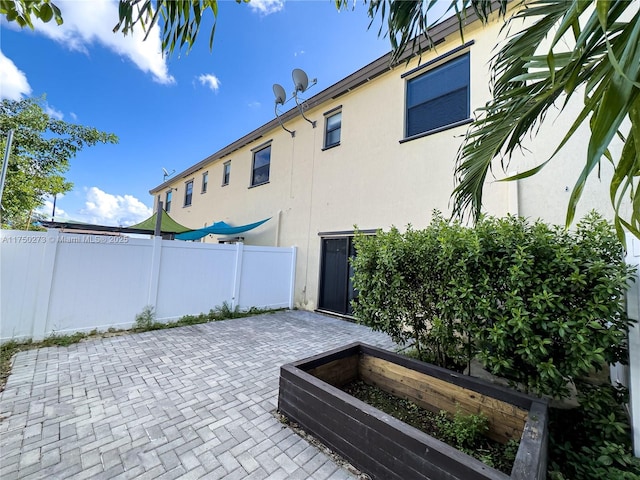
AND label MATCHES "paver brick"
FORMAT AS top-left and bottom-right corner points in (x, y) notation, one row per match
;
(0, 311), (394, 479)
